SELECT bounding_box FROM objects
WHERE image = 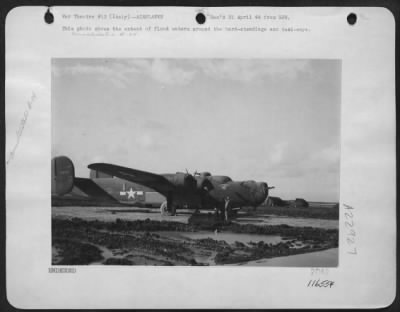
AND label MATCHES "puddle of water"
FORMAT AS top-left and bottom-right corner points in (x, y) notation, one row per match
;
(178, 231), (283, 246)
(235, 248), (339, 267)
(236, 215), (338, 229)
